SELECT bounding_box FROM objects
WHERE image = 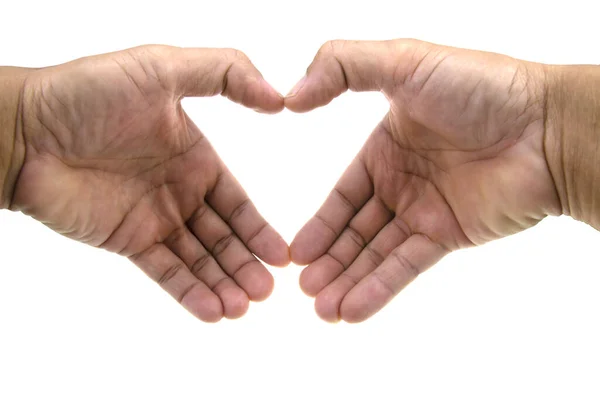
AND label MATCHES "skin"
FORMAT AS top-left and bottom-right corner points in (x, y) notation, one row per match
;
(1, 39), (598, 324)
(285, 39), (585, 323)
(0, 45), (290, 322)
